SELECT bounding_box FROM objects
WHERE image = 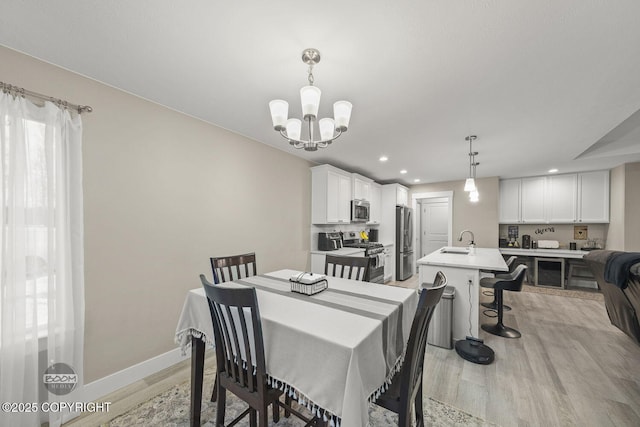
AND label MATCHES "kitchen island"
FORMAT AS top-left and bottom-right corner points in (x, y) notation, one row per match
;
(418, 247), (508, 341)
